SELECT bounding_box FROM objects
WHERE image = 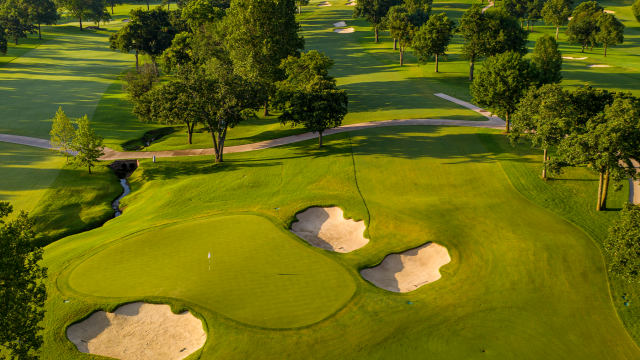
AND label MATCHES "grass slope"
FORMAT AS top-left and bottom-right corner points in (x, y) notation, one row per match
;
(40, 127), (639, 359)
